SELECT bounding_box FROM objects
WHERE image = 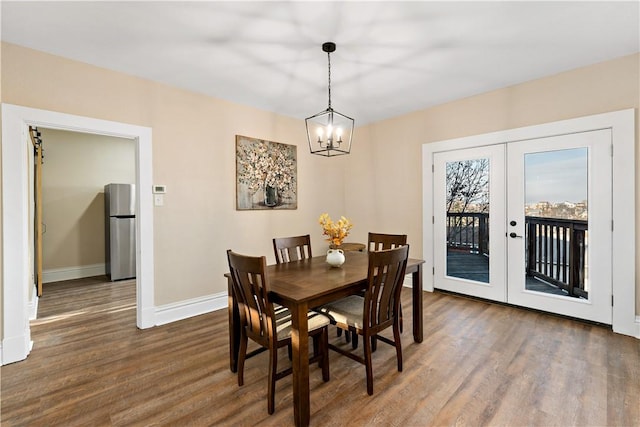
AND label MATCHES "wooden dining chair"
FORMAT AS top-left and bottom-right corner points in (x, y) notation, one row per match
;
(272, 234), (312, 264)
(344, 232), (409, 349)
(273, 234), (352, 347)
(368, 232), (407, 251)
(226, 250), (330, 414)
(318, 245), (409, 395)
